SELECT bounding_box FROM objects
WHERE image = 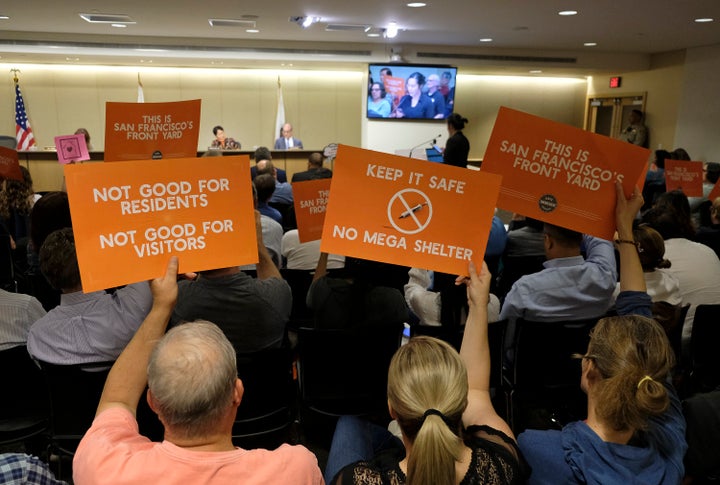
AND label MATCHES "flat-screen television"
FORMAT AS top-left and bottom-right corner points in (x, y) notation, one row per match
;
(367, 63), (458, 120)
